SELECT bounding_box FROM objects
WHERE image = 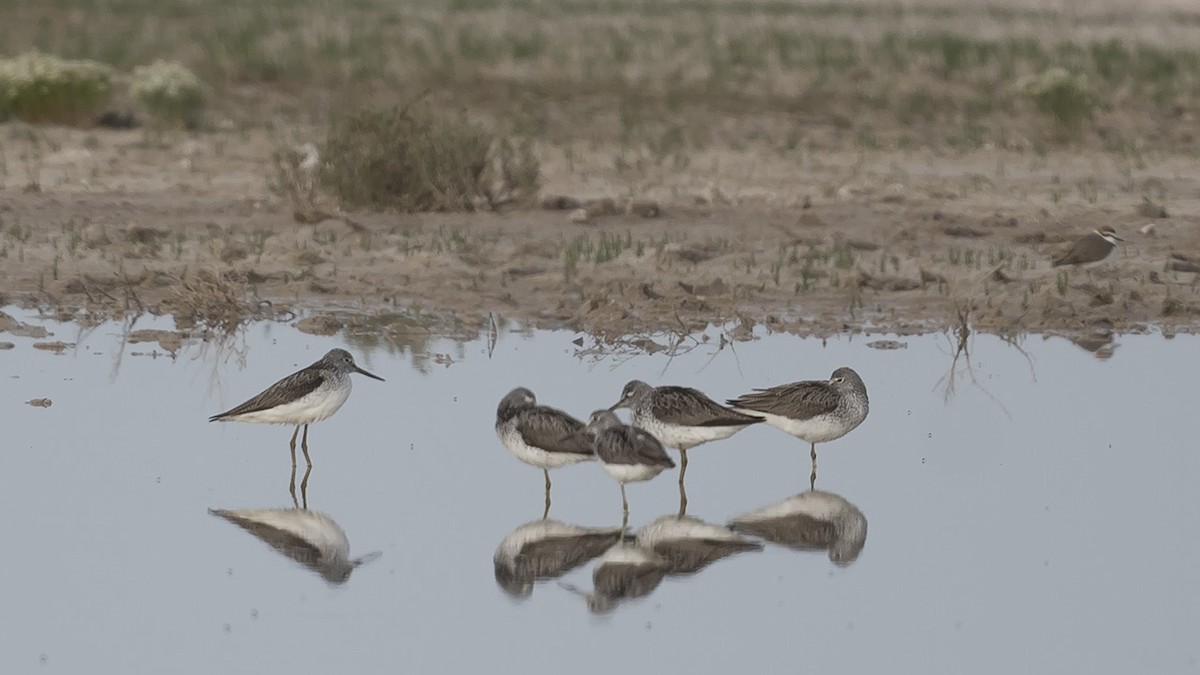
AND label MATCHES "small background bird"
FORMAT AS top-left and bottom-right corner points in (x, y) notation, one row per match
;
(1053, 226), (1123, 267)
